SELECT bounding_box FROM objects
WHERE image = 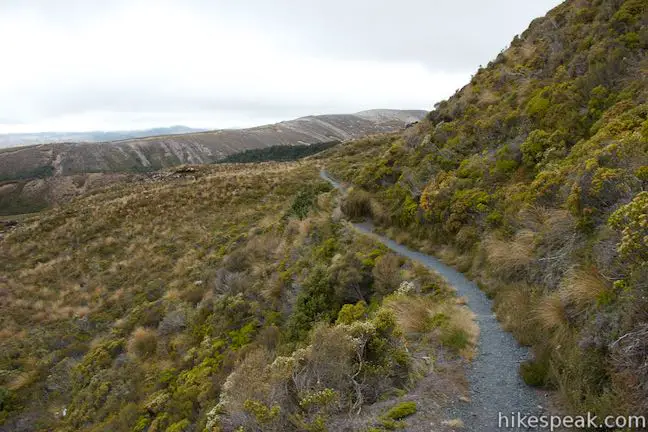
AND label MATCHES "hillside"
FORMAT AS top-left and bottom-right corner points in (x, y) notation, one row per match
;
(0, 126), (205, 150)
(2, 0), (647, 431)
(325, 0), (648, 418)
(0, 162), (474, 431)
(0, 110), (424, 216)
(0, 110), (425, 182)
